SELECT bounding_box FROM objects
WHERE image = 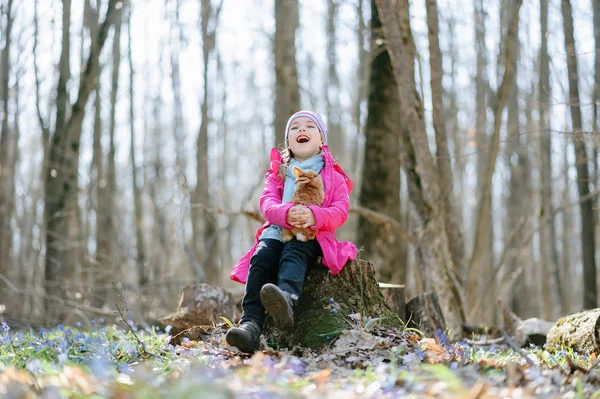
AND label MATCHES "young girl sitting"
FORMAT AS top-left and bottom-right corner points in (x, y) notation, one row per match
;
(226, 110), (358, 353)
